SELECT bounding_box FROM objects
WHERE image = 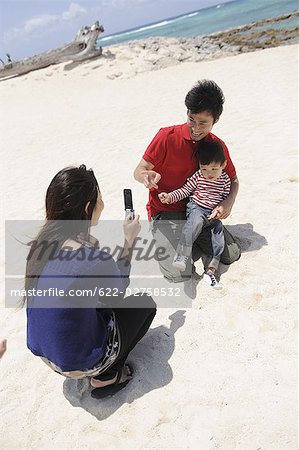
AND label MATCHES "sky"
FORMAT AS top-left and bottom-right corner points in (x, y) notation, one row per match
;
(0, 0), (233, 60)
